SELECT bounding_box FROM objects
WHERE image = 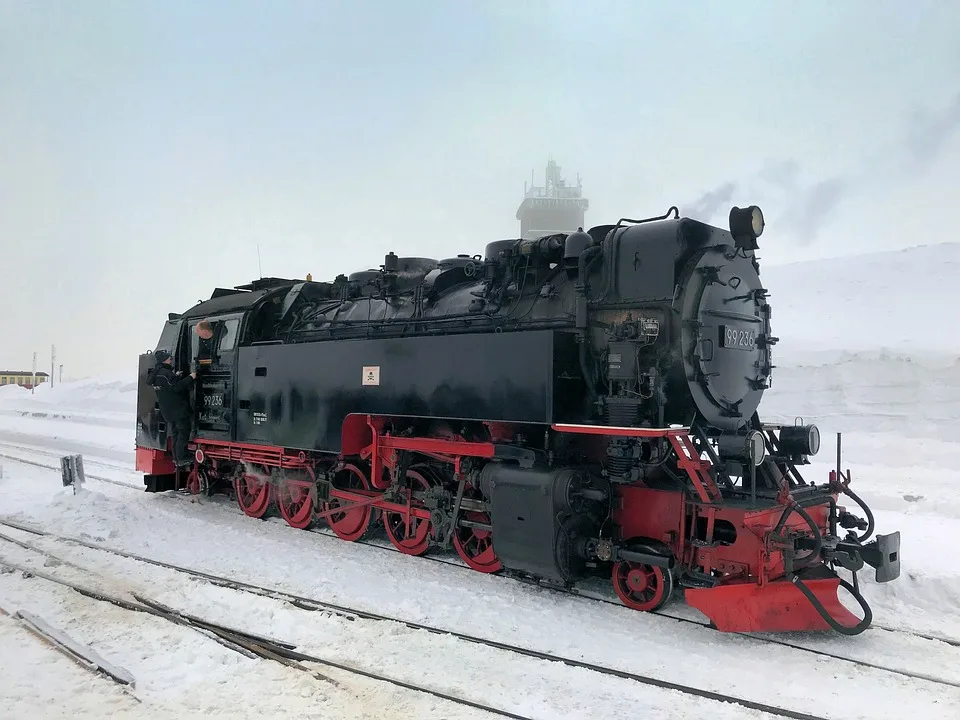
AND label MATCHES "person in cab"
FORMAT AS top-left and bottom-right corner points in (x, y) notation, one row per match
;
(194, 319), (215, 370)
(146, 349), (196, 469)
